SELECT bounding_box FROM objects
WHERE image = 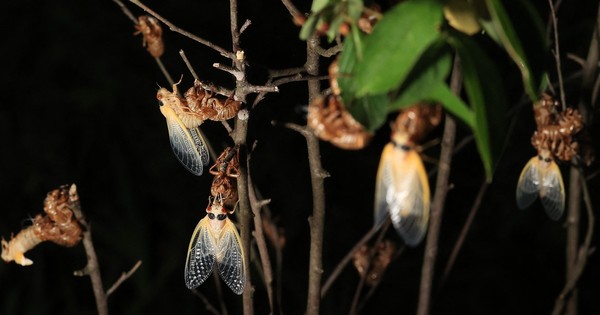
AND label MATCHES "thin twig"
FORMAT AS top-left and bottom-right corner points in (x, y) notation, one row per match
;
(106, 260), (143, 297)
(192, 289), (222, 315)
(355, 247), (405, 313)
(439, 180), (488, 289)
(548, 0), (567, 109)
(348, 221), (390, 315)
(321, 223), (386, 297)
(551, 166), (595, 315)
(155, 57), (175, 86)
(69, 185), (109, 315)
(280, 0), (304, 25)
(111, 0), (137, 23)
(129, 0), (235, 59)
(416, 57), (461, 315)
(313, 44), (343, 58)
(248, 150), (275, 313)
